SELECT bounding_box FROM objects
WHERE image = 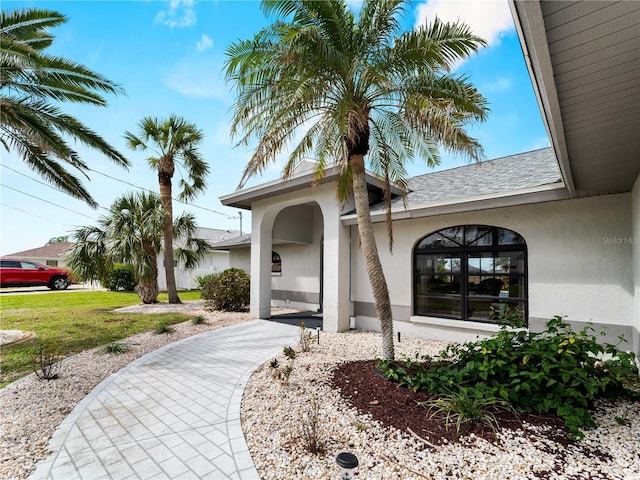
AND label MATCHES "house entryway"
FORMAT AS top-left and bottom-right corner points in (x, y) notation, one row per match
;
(269, 310), (323, 329)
